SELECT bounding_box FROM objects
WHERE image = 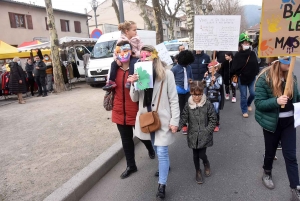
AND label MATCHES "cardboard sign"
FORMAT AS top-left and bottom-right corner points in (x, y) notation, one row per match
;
(155, 43), (173, 65)
(194, 15), (241, 51)
(258, 0), (300, 57)
(134, 61), (154, 90)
